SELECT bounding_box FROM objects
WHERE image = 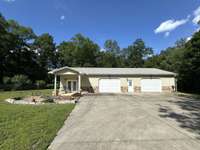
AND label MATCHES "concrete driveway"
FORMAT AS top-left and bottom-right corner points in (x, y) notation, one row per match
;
(49, 94), (200, 150)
